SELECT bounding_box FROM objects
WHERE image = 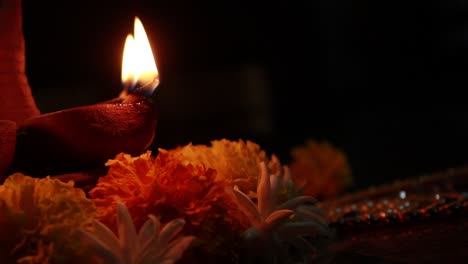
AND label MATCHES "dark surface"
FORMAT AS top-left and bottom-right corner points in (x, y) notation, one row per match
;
(21, 0), (468, 190)
(323, 167), (468, 264)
